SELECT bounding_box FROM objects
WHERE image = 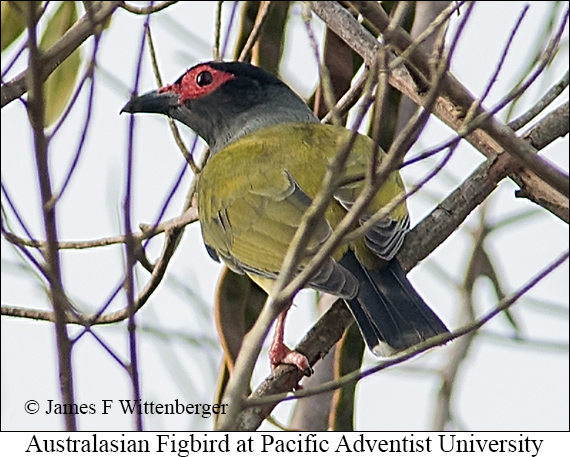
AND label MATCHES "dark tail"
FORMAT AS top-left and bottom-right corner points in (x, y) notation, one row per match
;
(339, 251), (448, 356)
